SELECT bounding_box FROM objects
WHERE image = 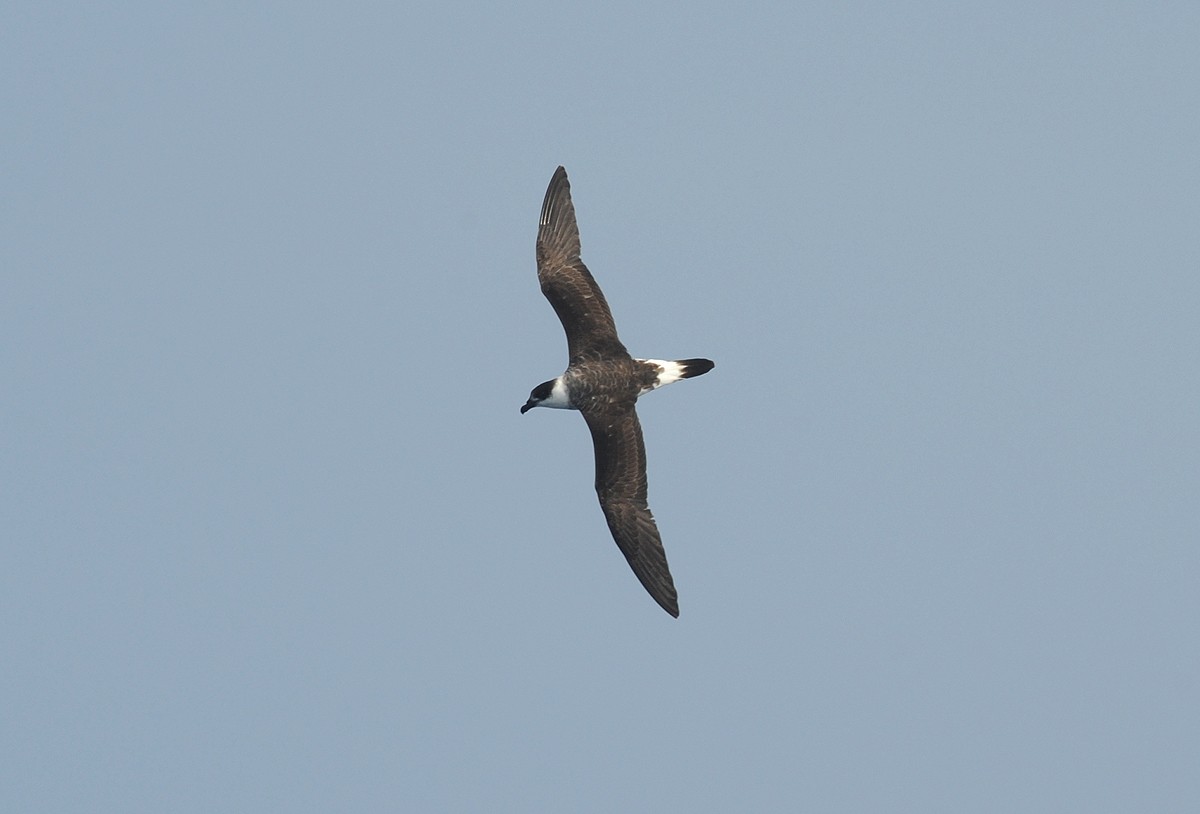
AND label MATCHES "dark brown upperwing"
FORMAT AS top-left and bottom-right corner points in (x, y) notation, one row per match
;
(582, 404), (679, 617)
(537, 167), (630, 364)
